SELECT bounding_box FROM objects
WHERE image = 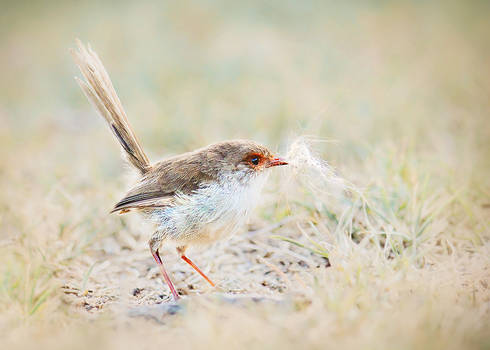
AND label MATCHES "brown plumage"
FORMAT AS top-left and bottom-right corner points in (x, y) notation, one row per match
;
(71, 41), (287, 301)
(112, 140), (273, 212)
